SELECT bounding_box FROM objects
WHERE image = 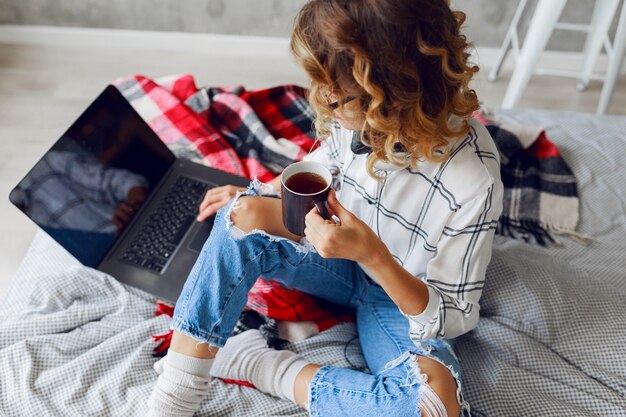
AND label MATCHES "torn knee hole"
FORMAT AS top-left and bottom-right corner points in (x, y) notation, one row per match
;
(412, 356), (461, 417)
(228, 195), (259, 234)
(420, 383), (448, 417)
